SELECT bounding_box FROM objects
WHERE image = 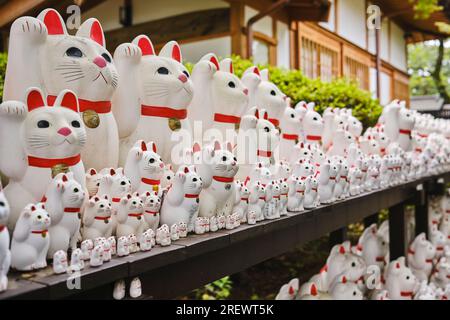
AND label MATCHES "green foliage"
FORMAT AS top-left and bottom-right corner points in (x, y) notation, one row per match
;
(409, 0), (443, 19)
(408, 40), (450, 96)
(0, 53), (8, 101)
(194, 276), (233, 300)
(231, 55), (382, 128)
